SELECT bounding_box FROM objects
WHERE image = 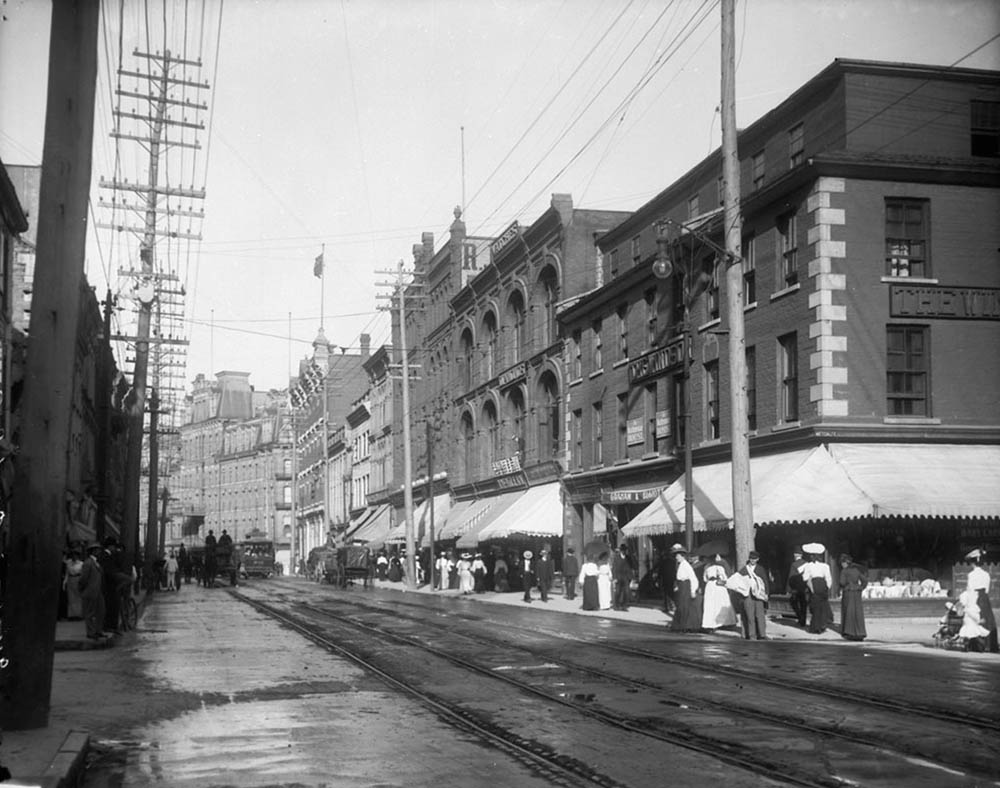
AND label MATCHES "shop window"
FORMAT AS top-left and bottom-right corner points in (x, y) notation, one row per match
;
(887, 325), (929, 416)
(885, 199), (928, 278)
